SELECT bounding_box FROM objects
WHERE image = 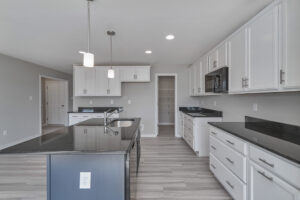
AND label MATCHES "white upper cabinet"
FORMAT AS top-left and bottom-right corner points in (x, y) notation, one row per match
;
(193, 61), (202, 95)
(74, 65), (149, 97)
(188, 65), (195, 96)
(280, 0), (300, 90)
(228, 28), (248, 93)
(208, 49), (219, 72)
(247, 4), (279, 92)
(218, 42), (228, 68)
(120, 66), (151, 82)
(95, 67), (121, 96)
(200, 55), (209, 94)
(74, 66), (96, 96)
